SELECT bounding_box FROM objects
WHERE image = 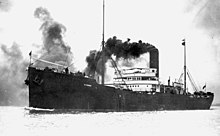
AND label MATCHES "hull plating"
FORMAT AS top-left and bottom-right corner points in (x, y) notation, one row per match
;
(28, 67), (214, 111)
